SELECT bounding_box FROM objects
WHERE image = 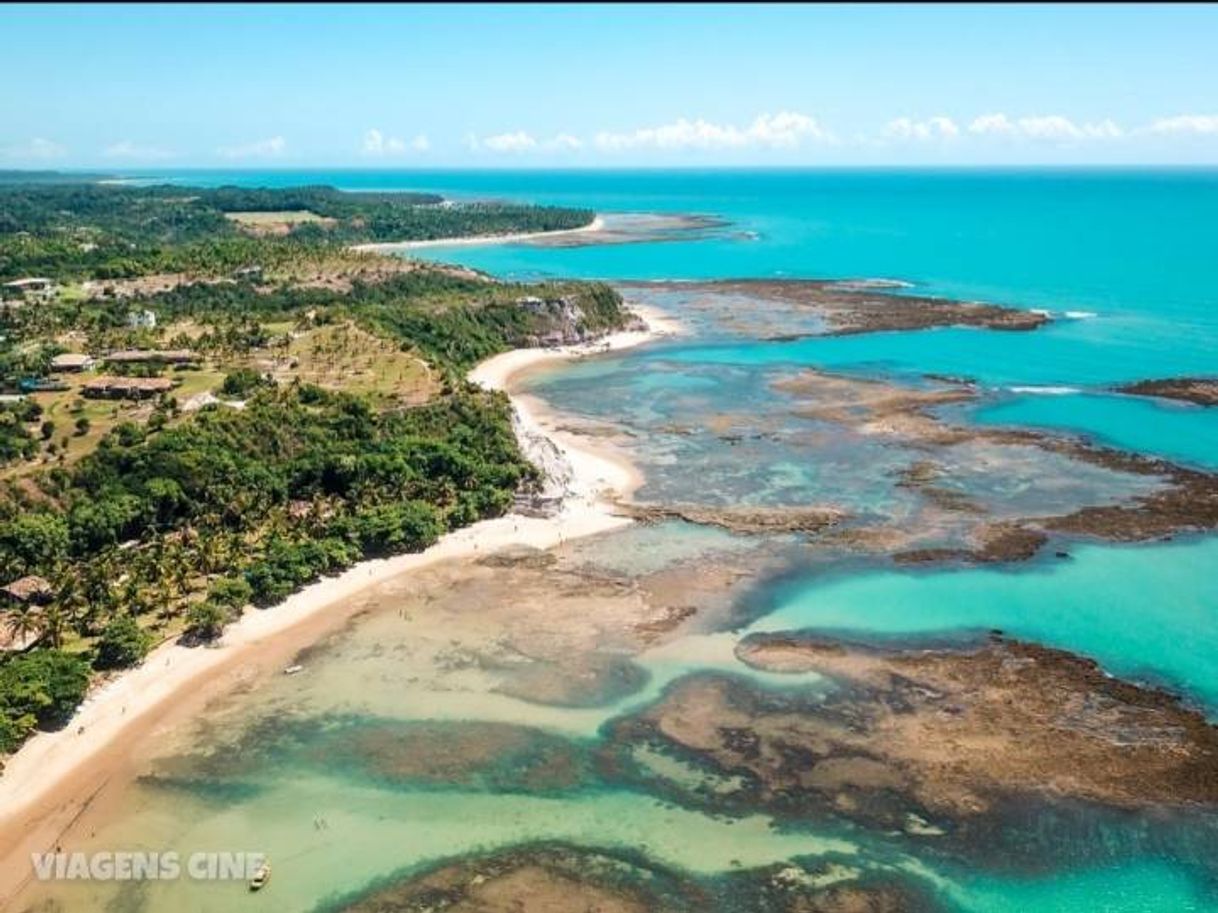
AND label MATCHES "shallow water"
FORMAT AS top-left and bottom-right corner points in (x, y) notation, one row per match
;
(751, 536), (1218, 709)
(946, 860), (1216, 913)
(969, 392), (1218, 470)
(36, 168), (1218, 912)
(50, 777), (860, 913)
